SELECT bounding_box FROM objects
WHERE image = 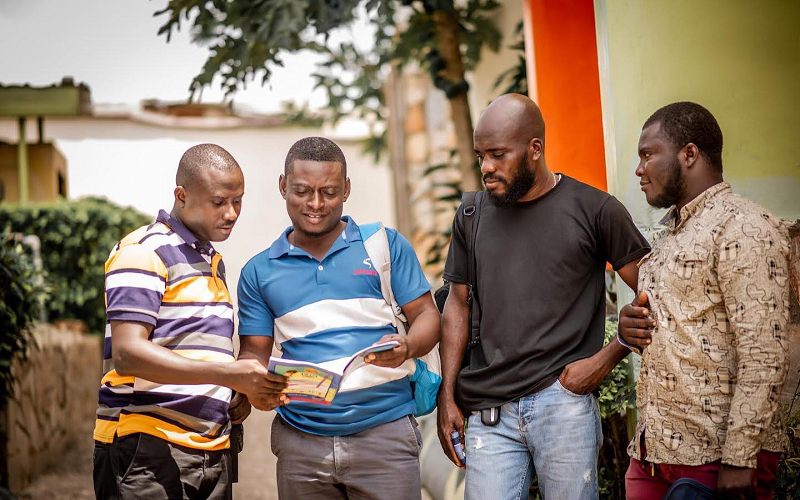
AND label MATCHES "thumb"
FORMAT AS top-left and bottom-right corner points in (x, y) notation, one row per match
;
(634, 291), (649, 306)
